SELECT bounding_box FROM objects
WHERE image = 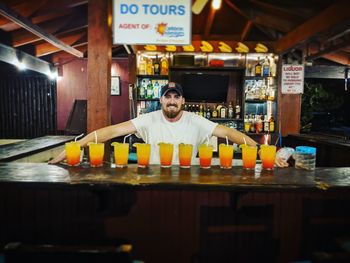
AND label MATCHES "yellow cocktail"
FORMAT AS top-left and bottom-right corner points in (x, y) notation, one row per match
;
(158, 142), (174, 168)
(219, 144), (234, 169)
(65, 142), (81, 166)
(88, 142), (104, 167)
(134, 143), (151, 168)
(178, 143), (193, 168)
(198, 144), (213, 169)
(111, 142), (129, 168)
(260, 145), (276, 170)
(240, 145), (257, 170)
